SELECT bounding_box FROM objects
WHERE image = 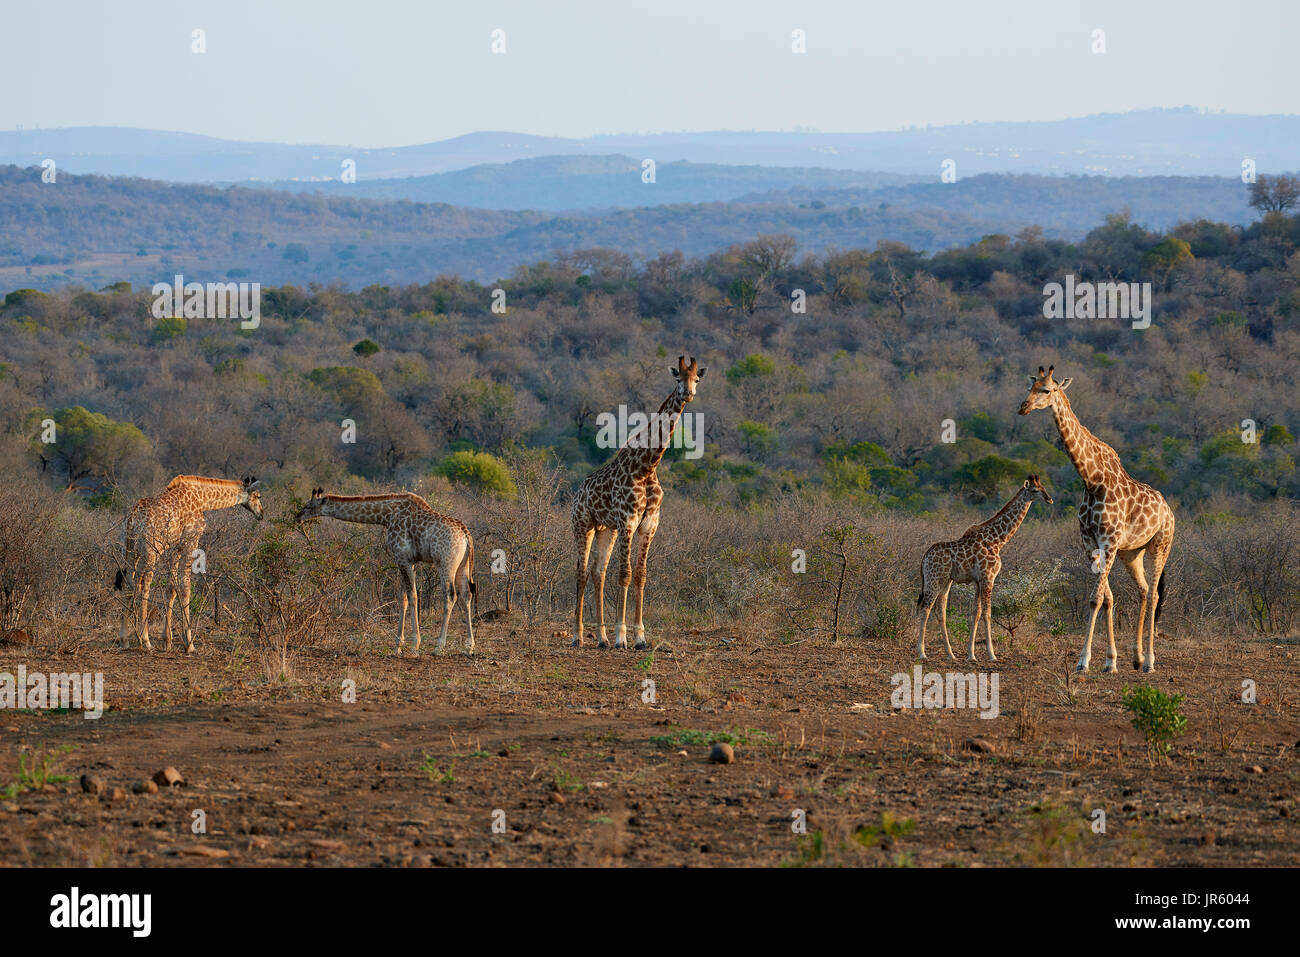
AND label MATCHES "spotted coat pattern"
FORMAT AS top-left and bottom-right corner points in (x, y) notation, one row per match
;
(917, 475), (1053, 661)
(1019, 366), (1175, 673)
(571, 355), (705, 649)
(119, 475), (264, 652)
(298, 491), (475, 655)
